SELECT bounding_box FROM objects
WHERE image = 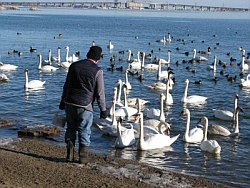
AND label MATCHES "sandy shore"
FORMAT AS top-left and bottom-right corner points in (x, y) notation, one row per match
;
(0, 138), (239, 188)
